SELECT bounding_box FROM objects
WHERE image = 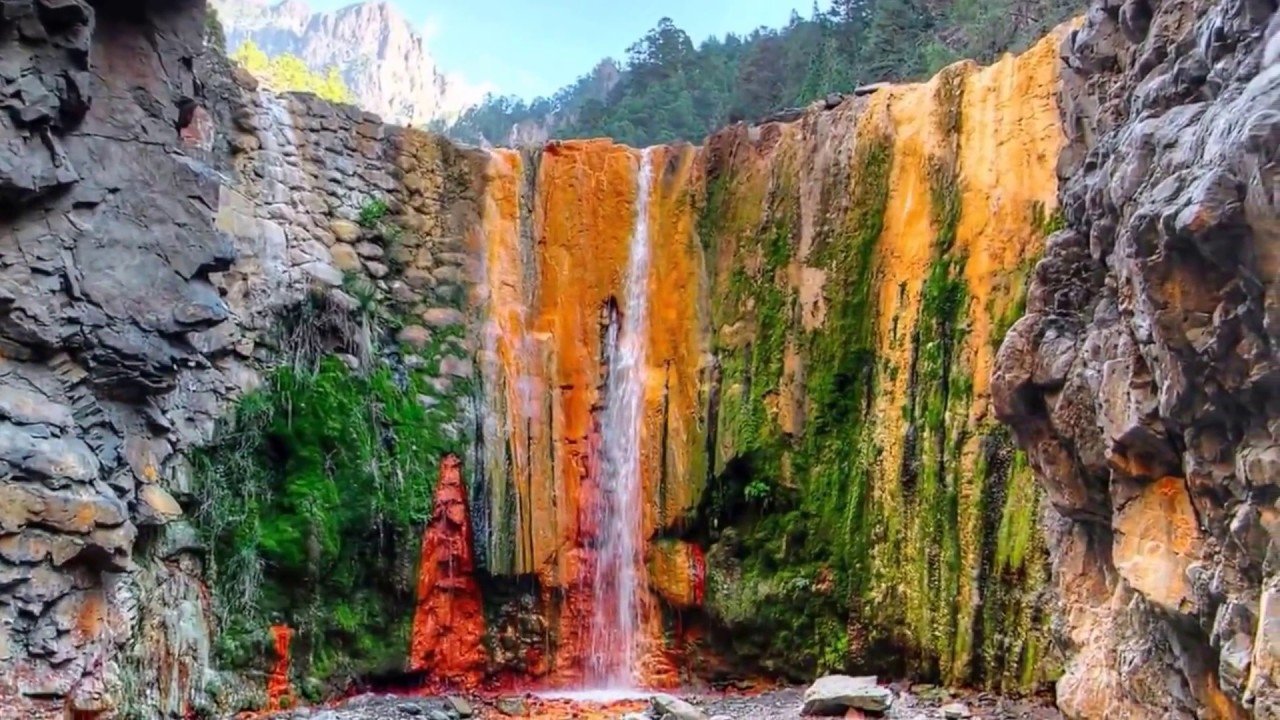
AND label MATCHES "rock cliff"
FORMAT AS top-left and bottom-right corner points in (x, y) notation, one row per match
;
(0, 0), (1276, 717)
(992, 0), (1280, 716)
(1, 0), (232, 716)
(213, 0), (484, 126)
